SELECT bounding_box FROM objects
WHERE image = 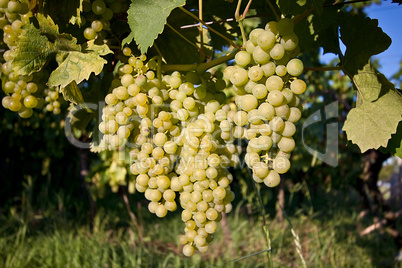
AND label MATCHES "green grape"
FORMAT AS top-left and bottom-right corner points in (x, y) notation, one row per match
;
(280, 33), (299, 51)
(269, 116), (285, 132)
(91, 20), (103, 32)
(265, 21), (278, 34)
(273, 156), (291, 174)
(290, 79), (306, 94)
(183, 244), (195, 257)
(7, 0), (21, 13)
(281, 121), (296, 137)
(245, 40), (255, 53)
(0, 0), (9, 9)
(230, 68), (248, 86)
(286, 107), (302, 123)
(23, 95), (38, 108)
(239, 94), (258, 112)
(248, 66), (264, 82)
(92, 0), (106, 15)
(265, 75), (283, 91)
(278, 136), (295, 153)
(264, 170), (280, 187)
(235, 51), (251, 67)
(258, 102), (275, 121)
(8, 99), (22, 111)
(267, 90), (284, 106)
(252, 46), (271, 65)
(277, 18), (294, 36)
(249, 28), (264, 45)
(2, 96), (11, 109)
(261, 62), (276, 77)
(253, 161), (269, 179)
(257, 30), (276, 50)
(252, 84), (268, 99)
(287, 59), (304, 77)
(83, 27), (96, 40)
(275, 65), (287, 77)
(272, 105), (288, 120)
(270, 44), (285, 61)
(233, 111), (248, 126)
(18, 106), (33, 118)
(102, 8), (113, 20)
